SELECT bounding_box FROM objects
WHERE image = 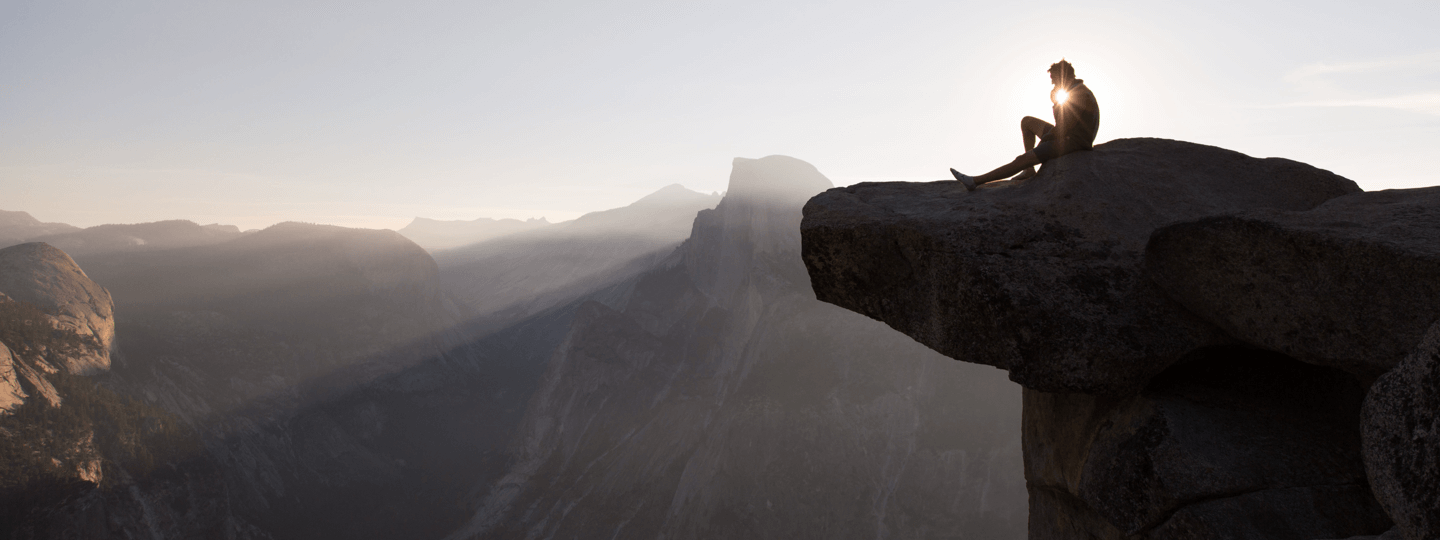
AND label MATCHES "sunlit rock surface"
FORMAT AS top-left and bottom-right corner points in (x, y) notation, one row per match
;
(0, 242), (116, 374)
(0, 341), (26, 412)
(801, 138), (1359, 395)
(1148, 186), (1440, 382)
